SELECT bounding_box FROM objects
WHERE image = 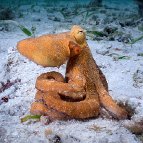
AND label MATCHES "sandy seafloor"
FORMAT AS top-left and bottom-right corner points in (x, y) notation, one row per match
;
(0, 0), (143, 142)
